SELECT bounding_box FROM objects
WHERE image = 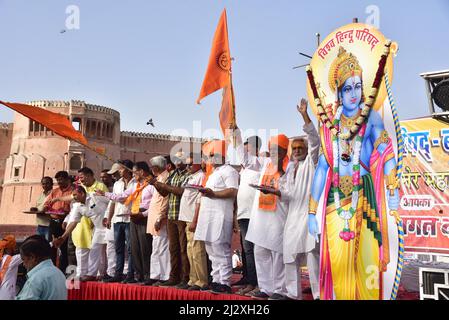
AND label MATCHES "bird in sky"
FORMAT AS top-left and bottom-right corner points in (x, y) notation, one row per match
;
(146, 119), (155, 127)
